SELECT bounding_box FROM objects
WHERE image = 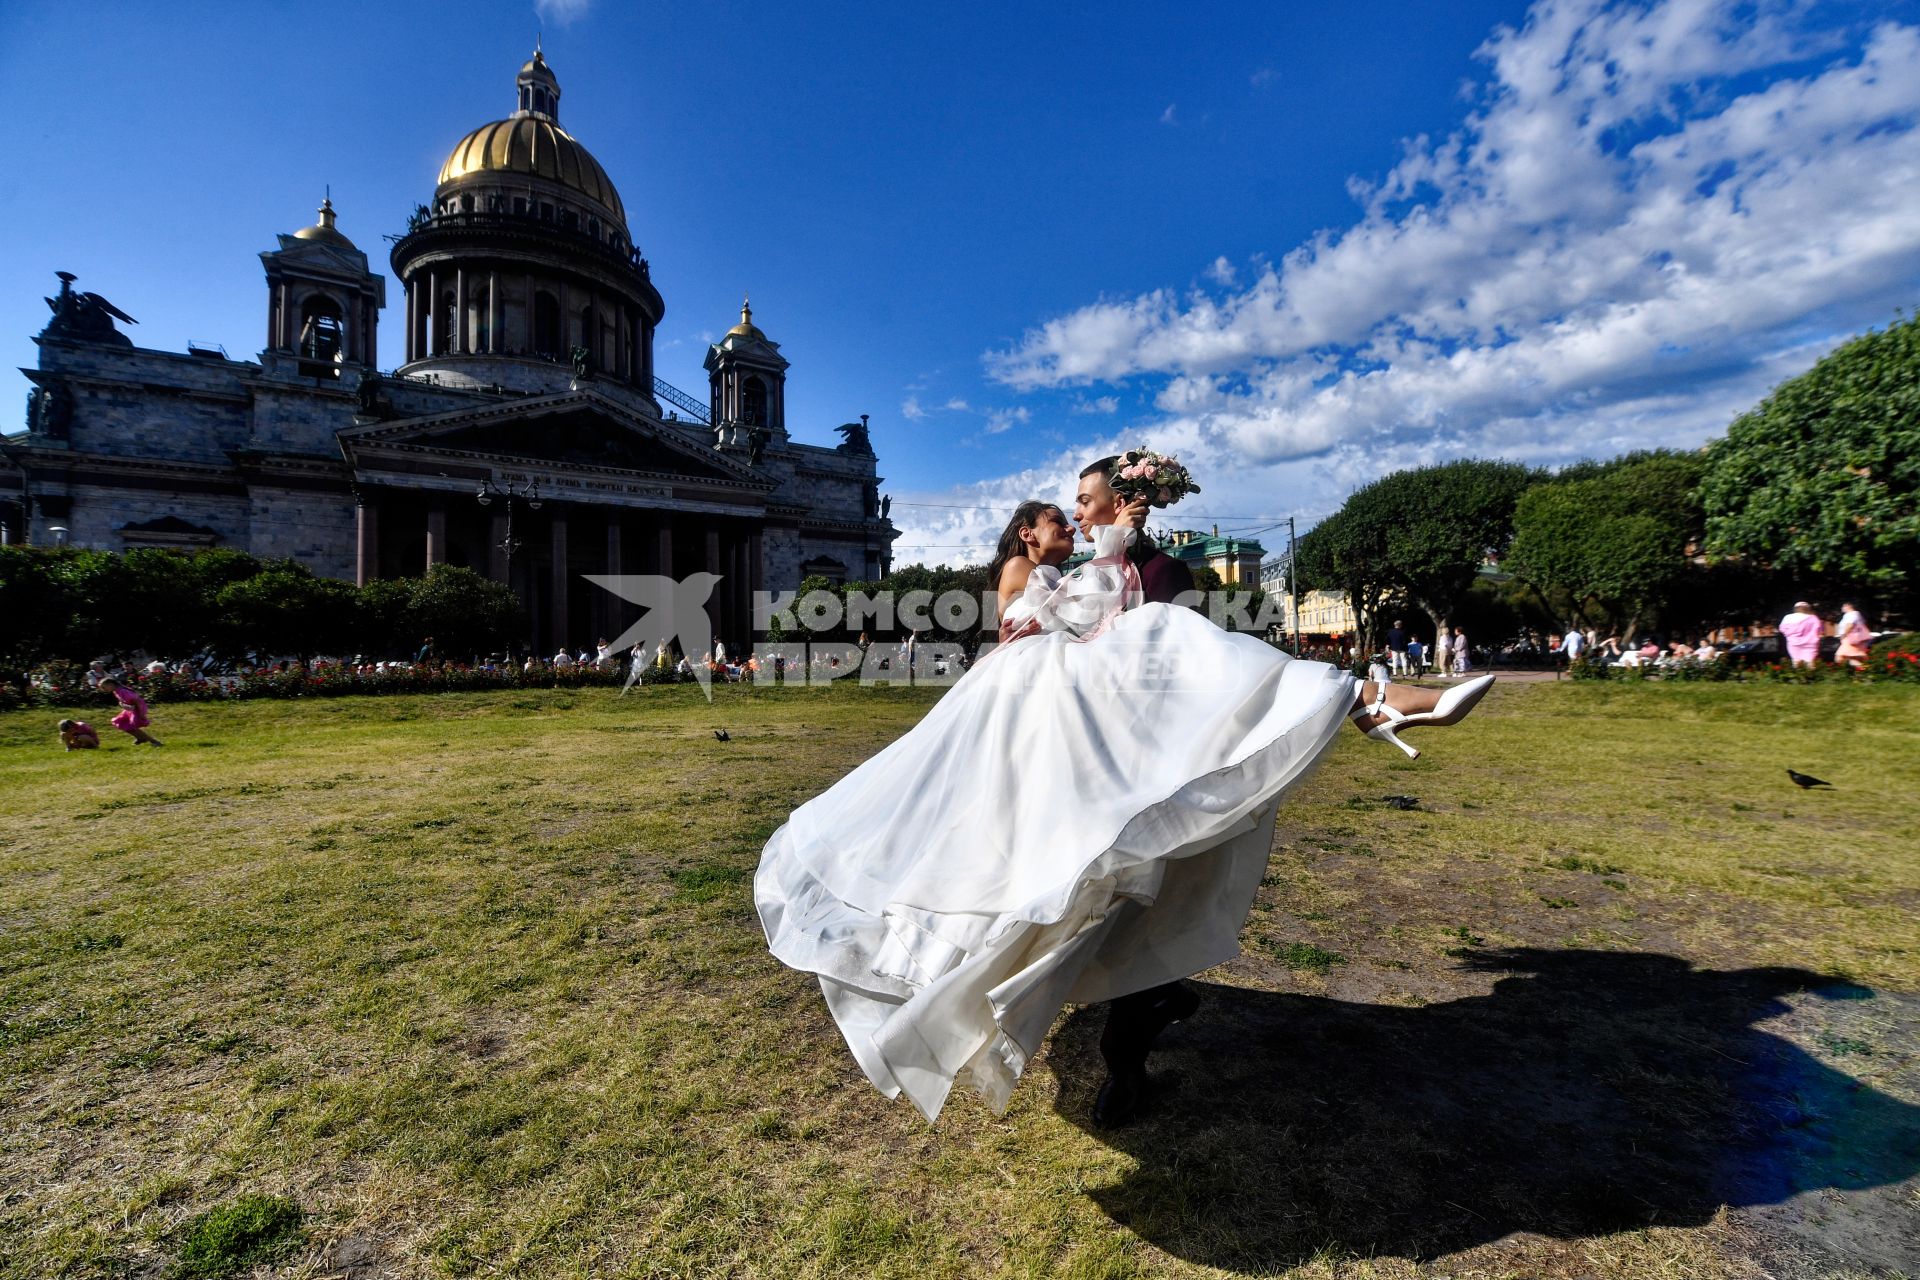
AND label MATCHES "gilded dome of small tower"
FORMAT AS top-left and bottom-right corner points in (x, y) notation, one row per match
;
(291, 196), (357, 250)
(726, 296), (767, 341)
